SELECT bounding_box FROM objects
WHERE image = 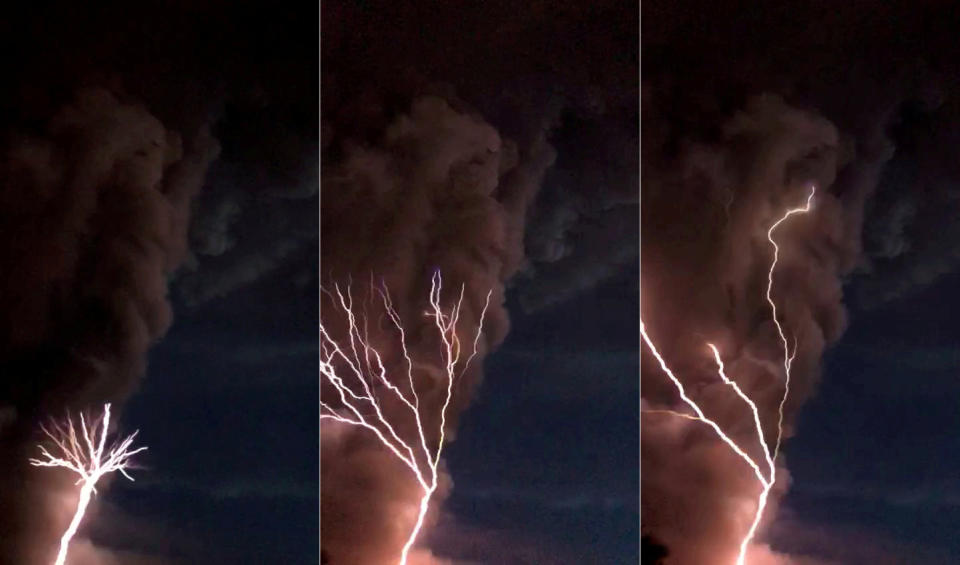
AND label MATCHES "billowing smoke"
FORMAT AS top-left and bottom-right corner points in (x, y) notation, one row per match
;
(178, 106), (319, 306)
(320, 94), (553, 563)
(642, 1), (960, 561)
(0, 4), (313, 563)
(321, 1), (637, 561)
(641, 93), (866, 563)
(0, 87), (218, 564)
